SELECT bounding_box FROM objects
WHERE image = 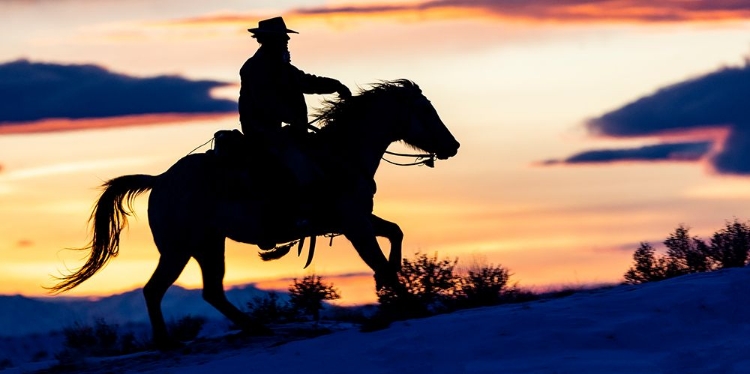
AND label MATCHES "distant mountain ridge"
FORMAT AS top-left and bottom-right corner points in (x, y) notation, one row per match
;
(0, 284), (280, 337)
